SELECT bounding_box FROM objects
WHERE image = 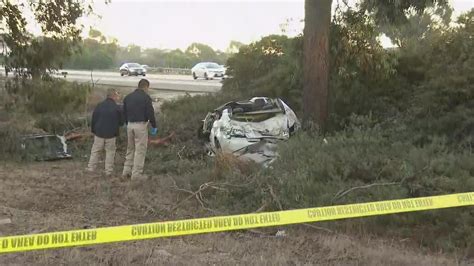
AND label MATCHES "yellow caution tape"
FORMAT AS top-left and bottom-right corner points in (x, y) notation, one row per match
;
(1, 192), (473, 254)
